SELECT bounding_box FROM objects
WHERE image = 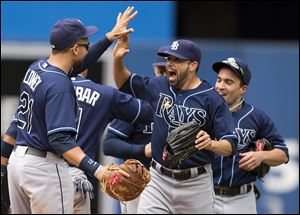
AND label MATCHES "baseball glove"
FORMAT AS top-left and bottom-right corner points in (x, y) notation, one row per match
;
(163, 120), (200, 168)
(252, 138), (273, 180)
(100, 159), (151, 203)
